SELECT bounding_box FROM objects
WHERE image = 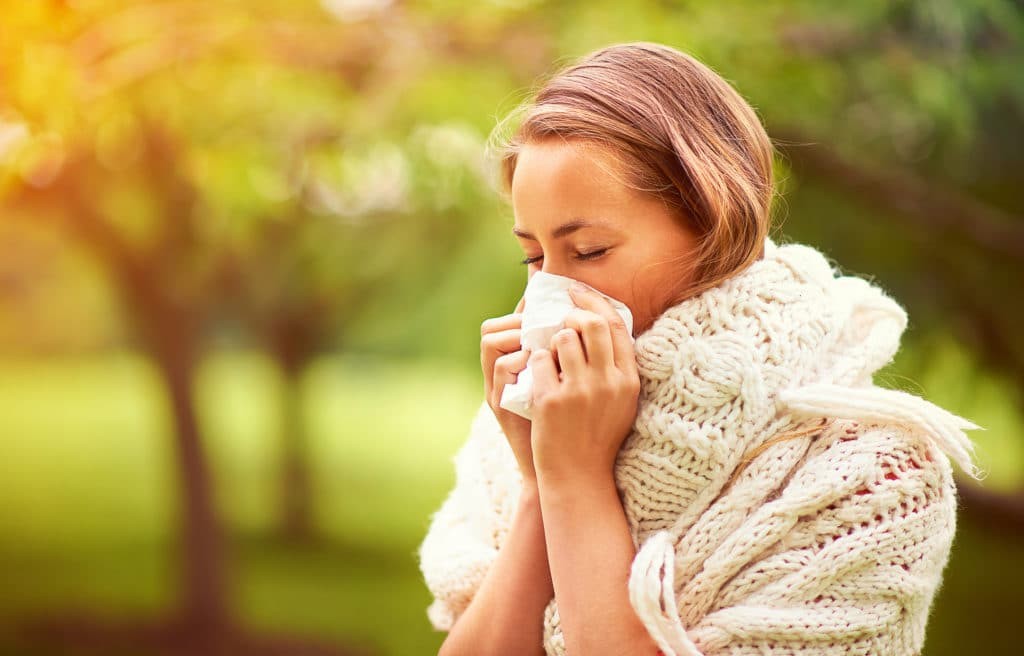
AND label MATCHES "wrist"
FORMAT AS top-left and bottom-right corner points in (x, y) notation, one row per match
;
(517, 479), (542, 509)
(536, 466), (617, 499)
